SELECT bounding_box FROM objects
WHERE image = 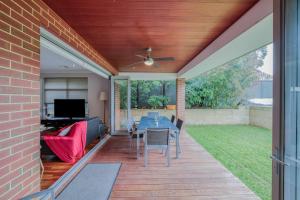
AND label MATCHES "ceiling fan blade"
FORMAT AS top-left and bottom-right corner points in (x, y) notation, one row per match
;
(142, 47), (152, 52)
(135, 54), (146, 59)
(123, 61), (144, 68)
(153, 57), (175, 62)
